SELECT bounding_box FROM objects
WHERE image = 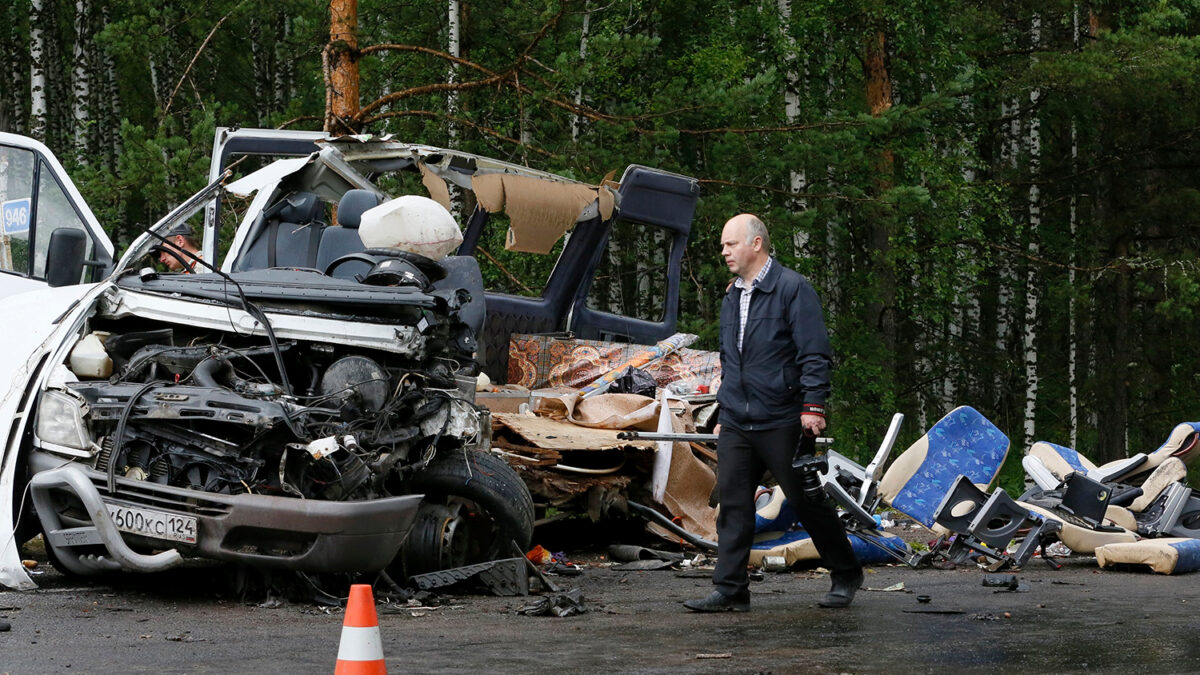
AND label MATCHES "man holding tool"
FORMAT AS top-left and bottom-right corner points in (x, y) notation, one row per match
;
(684, 213), (862, 613)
